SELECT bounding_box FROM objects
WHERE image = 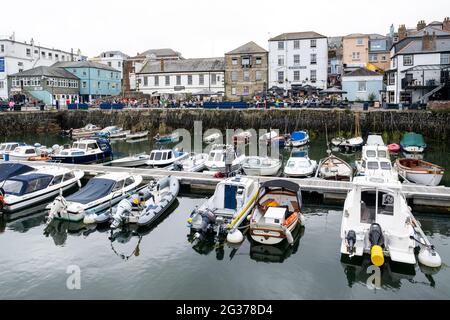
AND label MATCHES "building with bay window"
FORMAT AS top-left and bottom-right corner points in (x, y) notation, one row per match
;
(268, 32), (327, 95)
